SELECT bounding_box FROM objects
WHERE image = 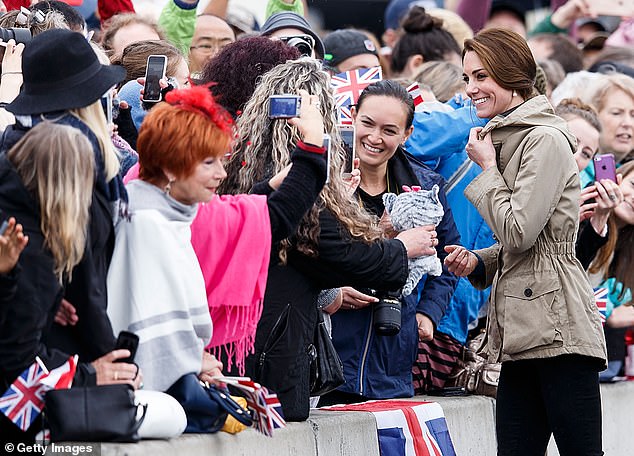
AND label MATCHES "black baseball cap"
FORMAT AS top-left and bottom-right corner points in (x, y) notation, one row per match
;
(323, 29), (378, 69)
